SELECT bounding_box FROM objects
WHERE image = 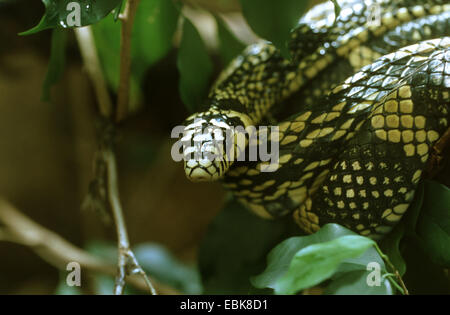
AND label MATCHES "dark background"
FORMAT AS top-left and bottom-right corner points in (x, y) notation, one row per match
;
(0, 0), (230, 294)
